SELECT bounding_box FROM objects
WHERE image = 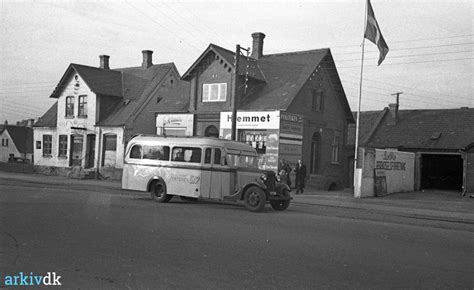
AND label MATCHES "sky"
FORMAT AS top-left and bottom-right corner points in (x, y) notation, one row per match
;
(0, 0), (472, 124)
